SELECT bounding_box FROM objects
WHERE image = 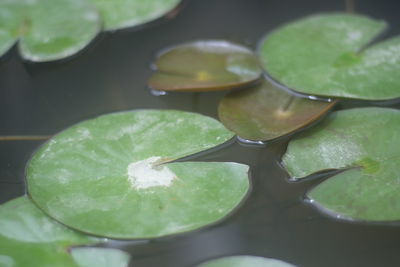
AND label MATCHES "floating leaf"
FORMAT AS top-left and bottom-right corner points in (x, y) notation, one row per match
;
(0, 196), (130, 267)
(259, 13), (400, 100)
(0, 0), (182, 61)
(27, 110), (250, 239)
(218, 80), (336, 141)
(0, 0), (101, 62)
(283, 107), (400, 221)
(88, 0), (182, 30)
(148, 40), (262, 92)
(197, 255), (296, 267)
